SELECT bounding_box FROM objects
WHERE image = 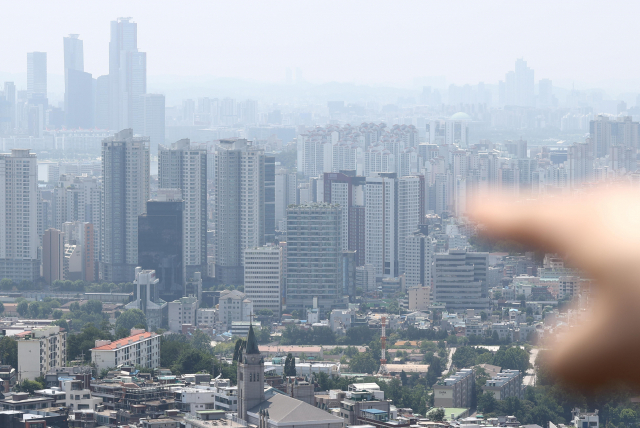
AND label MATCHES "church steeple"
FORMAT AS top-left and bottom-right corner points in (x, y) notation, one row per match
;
(246, 322), (260, 355)
(237, 315), (265, 422)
